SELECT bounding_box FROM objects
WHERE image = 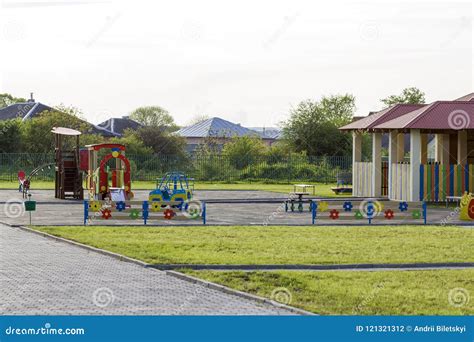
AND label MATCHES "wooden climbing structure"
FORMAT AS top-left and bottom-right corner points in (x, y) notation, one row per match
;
(52, 127), (84, 200)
